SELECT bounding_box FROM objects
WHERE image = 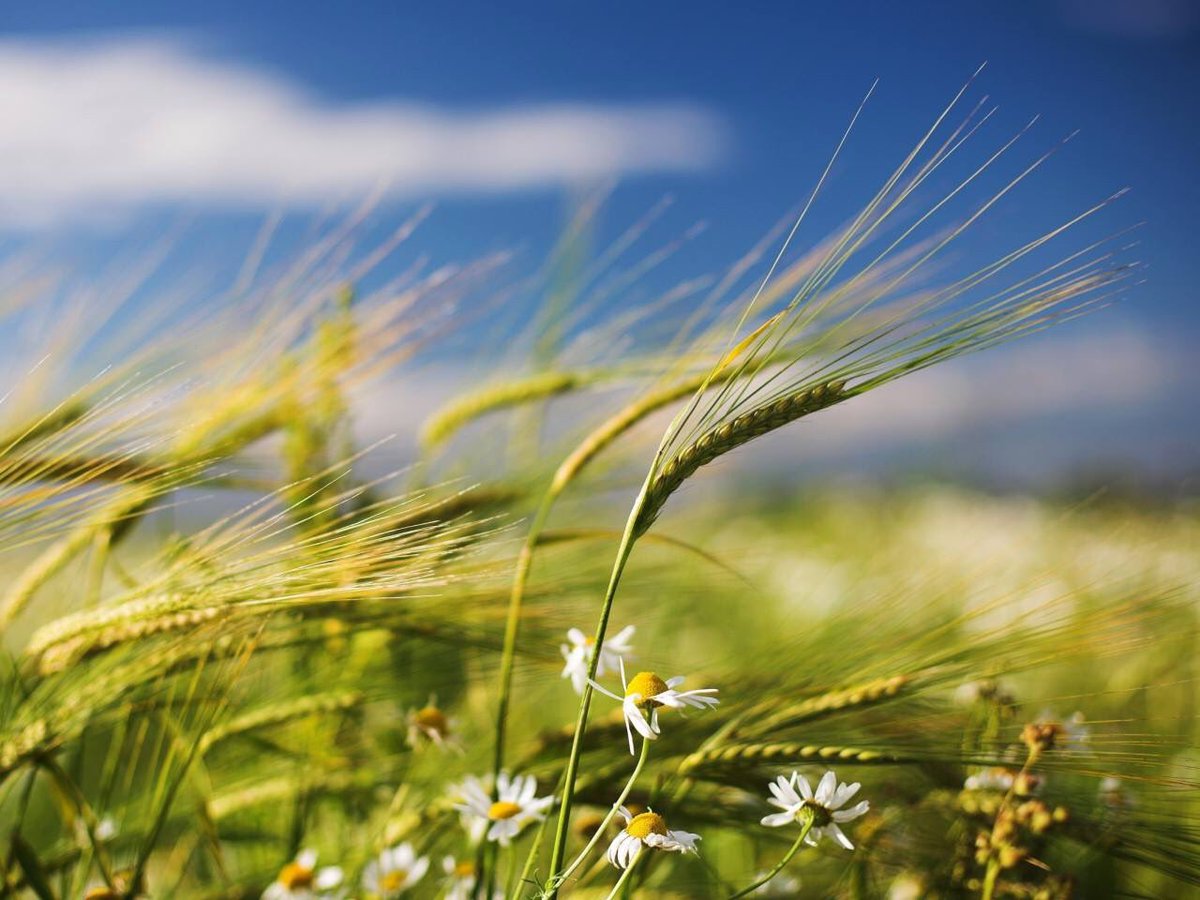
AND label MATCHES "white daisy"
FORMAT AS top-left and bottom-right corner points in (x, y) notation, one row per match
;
(440, 857), (503, 900)
(1034, 708), (1091, 752)
(605, 807), (700, 869)
(591, 659), (719, 754)
(262, 849), (345, 899)
(362, 842), (429, 897)
(759, 770), (870, 850)
(963, 767), (1016, 792)
(453, 772), (554, 845)
(561, 625), (635, 695)
(406, 696), (462, 753)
